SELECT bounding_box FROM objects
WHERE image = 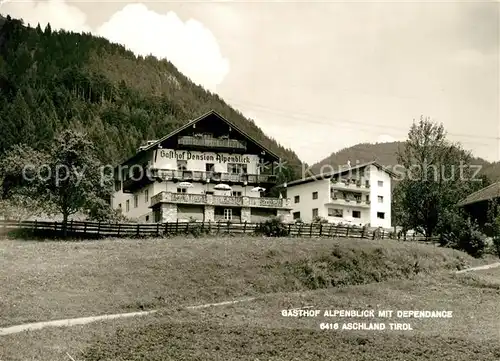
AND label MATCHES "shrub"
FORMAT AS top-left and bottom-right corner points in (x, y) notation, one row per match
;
(86, 202), (129, 223)
(312, 216), (328, 223)
(256, 216), (290, 237)
(448, 218), (487, 258)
